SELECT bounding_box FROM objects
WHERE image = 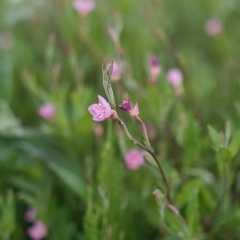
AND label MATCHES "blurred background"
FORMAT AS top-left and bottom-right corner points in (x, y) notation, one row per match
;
(1, 0), (240, 239)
